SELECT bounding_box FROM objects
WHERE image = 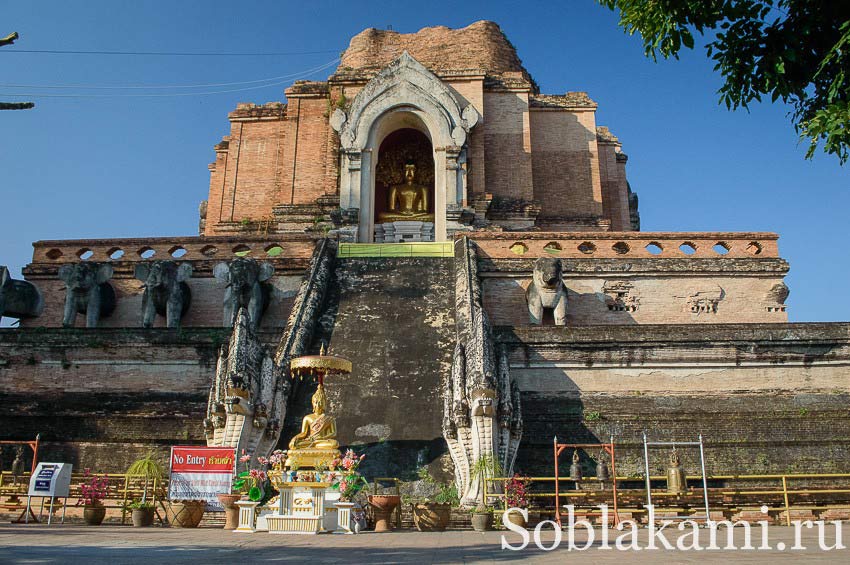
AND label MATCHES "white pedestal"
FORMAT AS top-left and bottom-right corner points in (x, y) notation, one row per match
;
(334, 502), (355, 534)
(234, 500), (259, 533)
(374, 221), (434, 243)
(267, 482), (336, 535)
